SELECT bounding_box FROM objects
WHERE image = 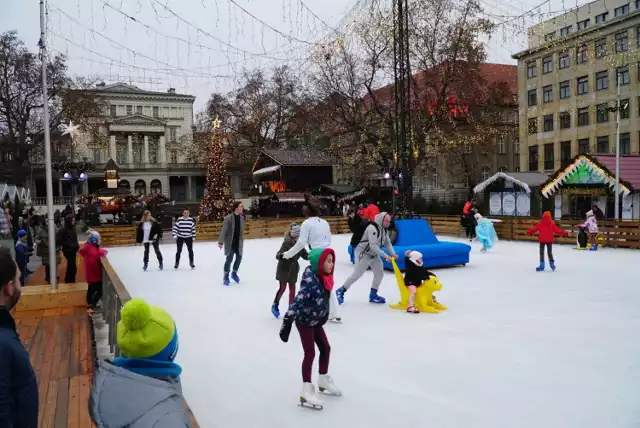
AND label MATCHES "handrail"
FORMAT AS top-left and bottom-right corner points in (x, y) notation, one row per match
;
(100, 255), (131, 356)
